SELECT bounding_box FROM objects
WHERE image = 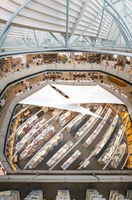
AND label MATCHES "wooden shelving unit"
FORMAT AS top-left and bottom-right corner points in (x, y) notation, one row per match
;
(0, 57), (12, 72)
(43, 53), (57, 63)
